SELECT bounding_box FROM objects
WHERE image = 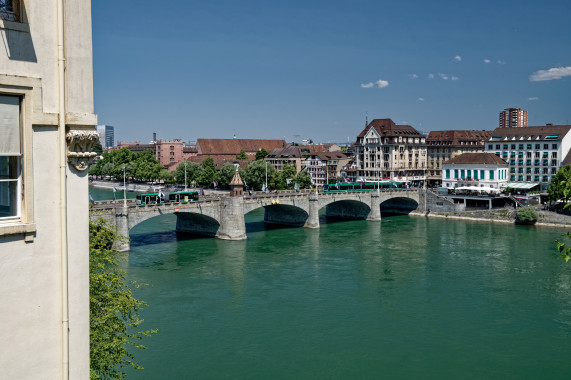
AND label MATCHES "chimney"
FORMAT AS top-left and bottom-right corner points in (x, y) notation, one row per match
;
(153, 132), (157, 142)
